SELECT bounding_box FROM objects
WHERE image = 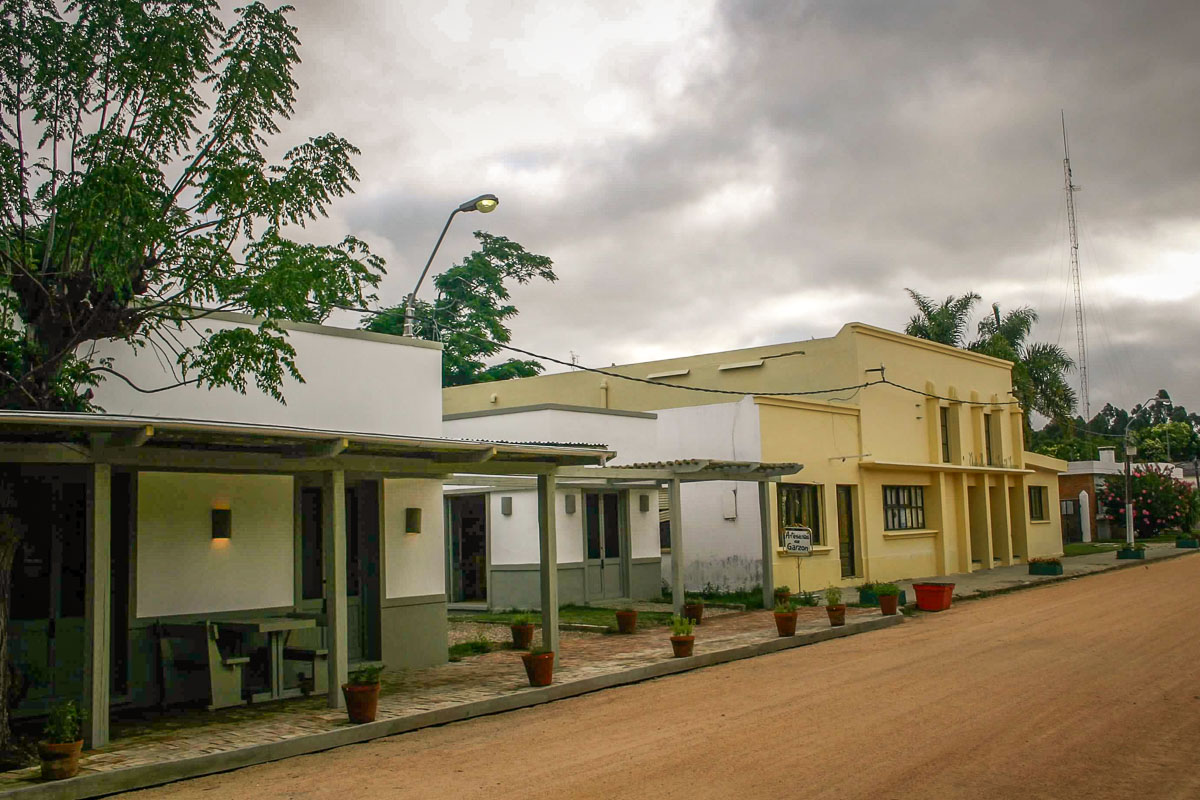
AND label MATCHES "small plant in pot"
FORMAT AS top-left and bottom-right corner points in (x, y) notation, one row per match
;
(1116, 542), (1147, 560)
(341, 663), (384, 724)
(521, 647), (555, 686)
(615, 606), (638, 634)
(510, 613), (536, 649)
(824, 585), (846, 627)
(669, 615), (695, 657)
(874, 583), (901, 615)
(39, 700), (84, 781)
(796, 590), (819, 607)
(773, 585), (792, 606)
(773, 601), (798, 636)
(682, 596), (704, 625)
(1028, 556), (1064, 576)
